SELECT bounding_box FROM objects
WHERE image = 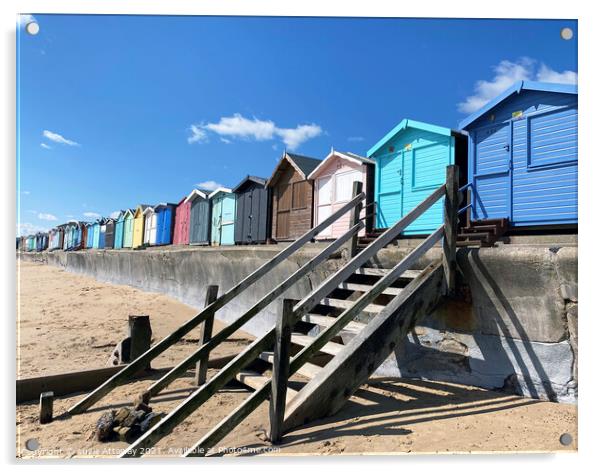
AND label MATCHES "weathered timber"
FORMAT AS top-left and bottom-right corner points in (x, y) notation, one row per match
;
(16, 360), (231, 404)
(67, 192), (365, 415)
(300, 314), (366, 334)
(344, 181), (363, 260)
(443, 165), (459, 295)
(128, 315), (152, 368)
(269, 299), (295, 443)
(283, 263), (445, 431)
(318, 297), (385, 314)
(354, 268), (421, 278)
(195, 285), (219, 386)
(143, 222), (364, 400)
(258, 352), (321, 379)
(39, 391), (54, 424)
(291, 334), (344, 356)
(235, 370), (297, 402)
(120, 331), (276, 457)
(338, 282), (403, 296)
(183, 228), (444, 456)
